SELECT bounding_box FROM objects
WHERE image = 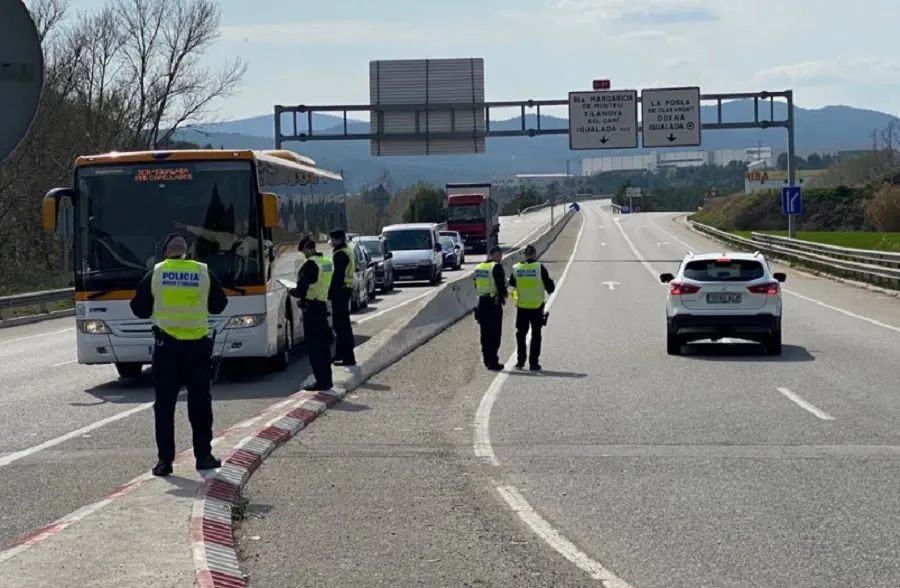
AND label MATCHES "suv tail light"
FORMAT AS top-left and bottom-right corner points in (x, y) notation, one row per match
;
(669, 282), (701, 295)
(747, 282), (779, 296)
